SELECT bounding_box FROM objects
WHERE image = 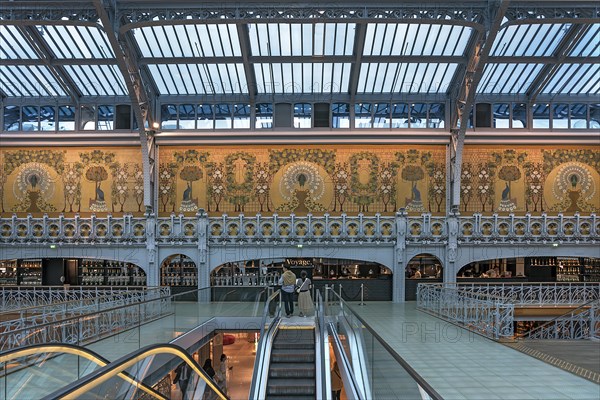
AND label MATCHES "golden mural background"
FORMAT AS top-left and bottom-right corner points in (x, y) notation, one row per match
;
(460, 146), (600, 214)
(158, 145), (447, 216)
(0, 147), (144, 216)
(1, 145), (596, 217)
